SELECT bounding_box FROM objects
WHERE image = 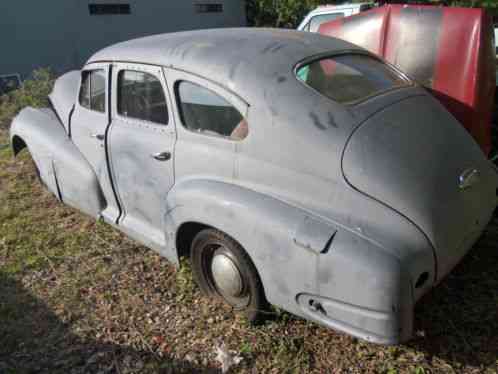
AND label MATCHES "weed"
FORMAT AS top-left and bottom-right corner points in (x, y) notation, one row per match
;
(0, 68), (54, 127)
(240, 341), (252, 355)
